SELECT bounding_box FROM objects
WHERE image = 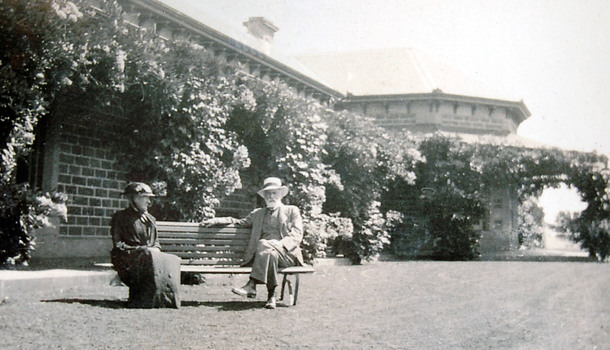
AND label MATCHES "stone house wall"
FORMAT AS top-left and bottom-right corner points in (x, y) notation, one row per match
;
(341, 98), (520, 135)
